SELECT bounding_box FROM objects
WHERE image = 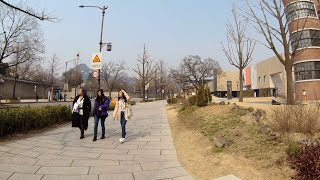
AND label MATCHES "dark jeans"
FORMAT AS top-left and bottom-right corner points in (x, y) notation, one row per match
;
(120, 111), (127, 138)
(94, 115), (106, 137)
